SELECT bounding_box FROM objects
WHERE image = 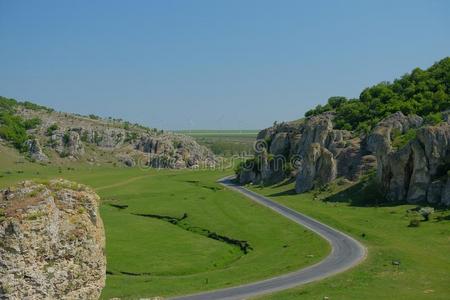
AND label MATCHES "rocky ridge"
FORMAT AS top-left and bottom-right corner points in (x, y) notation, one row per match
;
(238, 112), (450, 206)
(0, 179), (106, 299)
(14, 104), (216, 168)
